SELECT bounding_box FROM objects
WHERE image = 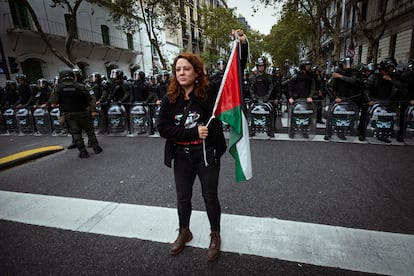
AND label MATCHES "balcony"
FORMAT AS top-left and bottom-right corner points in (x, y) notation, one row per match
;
(3, 13), (143, 54)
